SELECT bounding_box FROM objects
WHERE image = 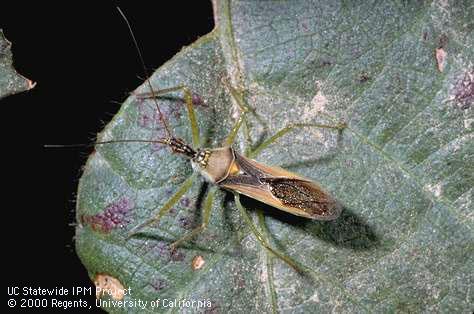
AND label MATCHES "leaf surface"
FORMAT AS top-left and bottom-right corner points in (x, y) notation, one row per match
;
(0, 30), (34, 99)
(76, 1), (473, 312)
